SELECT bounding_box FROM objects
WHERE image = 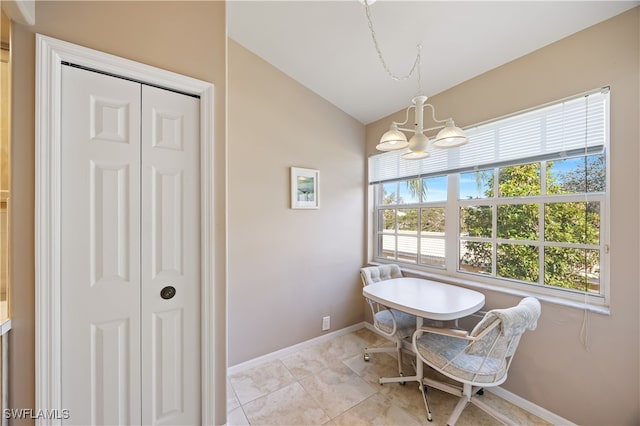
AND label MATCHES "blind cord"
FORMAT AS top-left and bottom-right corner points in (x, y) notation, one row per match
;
(580, 295), (590, 351)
